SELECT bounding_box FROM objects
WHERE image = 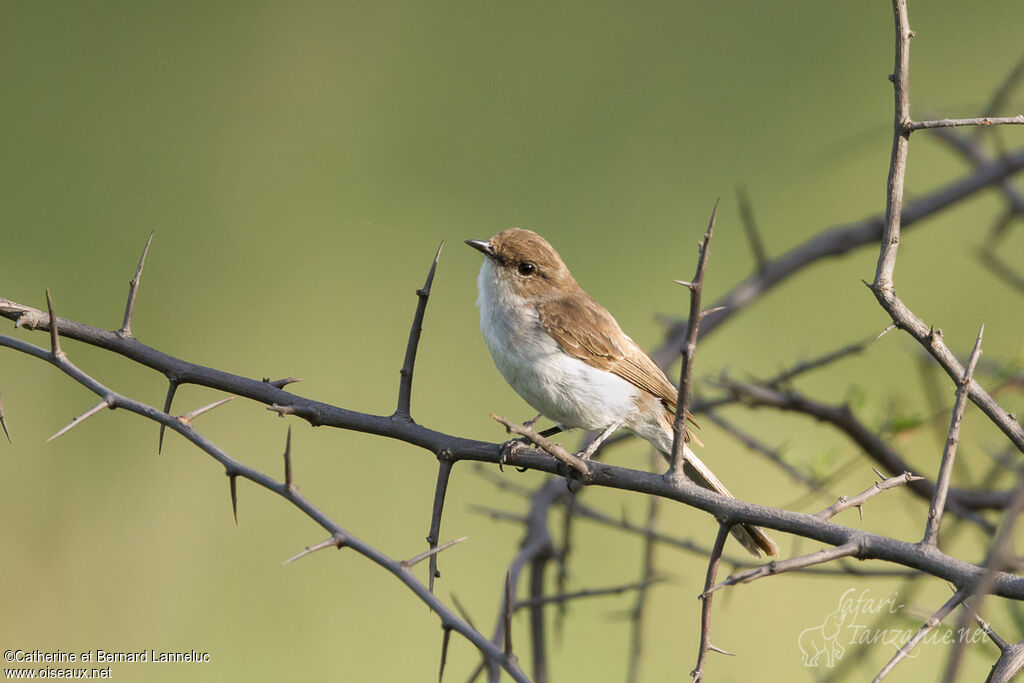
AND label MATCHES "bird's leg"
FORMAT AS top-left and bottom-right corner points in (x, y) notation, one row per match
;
(538, 424), (566, 438)
(577, 420), (622, 460)
(522, 414), (567, 439)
